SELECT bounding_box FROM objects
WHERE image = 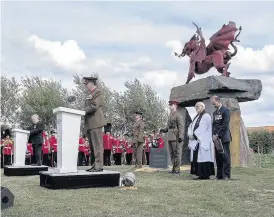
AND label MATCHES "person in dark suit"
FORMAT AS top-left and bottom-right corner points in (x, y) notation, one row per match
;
(28, 114), (44, 166)
(211, 96), (232, 180)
